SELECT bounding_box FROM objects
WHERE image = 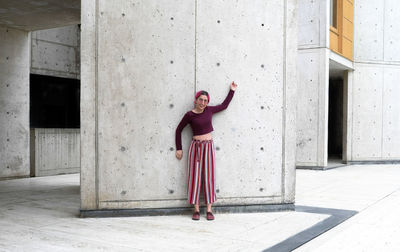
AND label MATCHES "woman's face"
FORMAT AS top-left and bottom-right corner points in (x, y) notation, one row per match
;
(195, 95), (209, 110)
